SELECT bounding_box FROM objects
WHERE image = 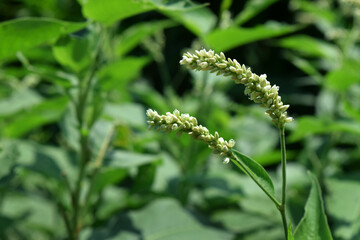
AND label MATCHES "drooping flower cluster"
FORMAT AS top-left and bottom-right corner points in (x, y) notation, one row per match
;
(180, 49), (293, 128)
(146, 109), (235, 163)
